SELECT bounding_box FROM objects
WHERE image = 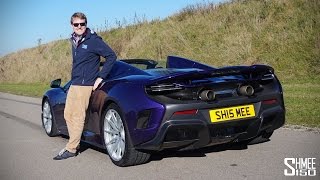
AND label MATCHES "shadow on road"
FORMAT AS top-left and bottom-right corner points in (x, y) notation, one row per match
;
(60, 135), (107, 155)
(150, 137), (270, 161)
(150, 142), (248, 161)
(60, 134), (270, 164)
